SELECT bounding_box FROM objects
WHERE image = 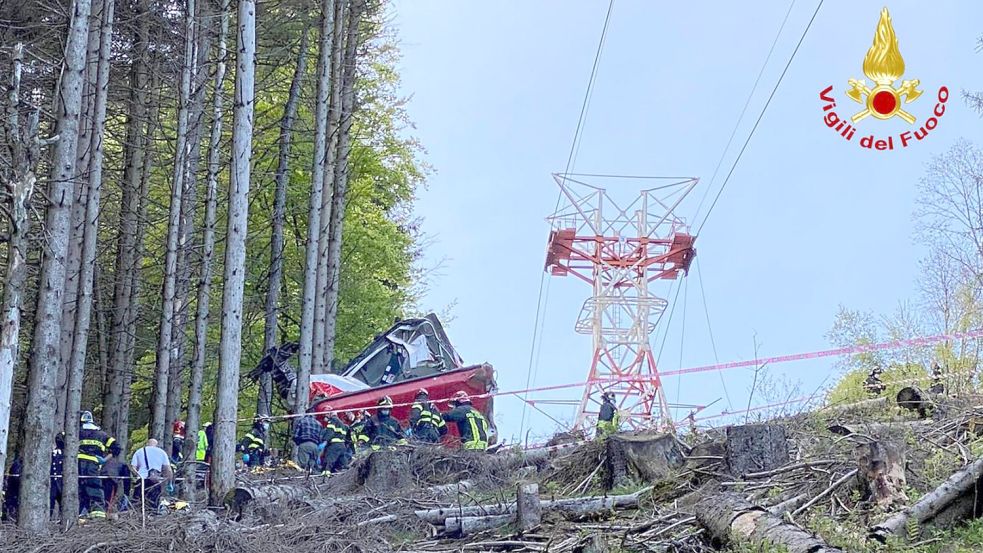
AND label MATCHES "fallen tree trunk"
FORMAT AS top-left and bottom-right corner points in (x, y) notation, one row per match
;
(827, 420), (933, 437)
(820, 396), (887, 416)
(870, 455), (983, 542)
(444, 514), (514, 536)
(694, 491), (843, 553)
(226, 483), (312, 516)
(416, 490), (644, 524)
